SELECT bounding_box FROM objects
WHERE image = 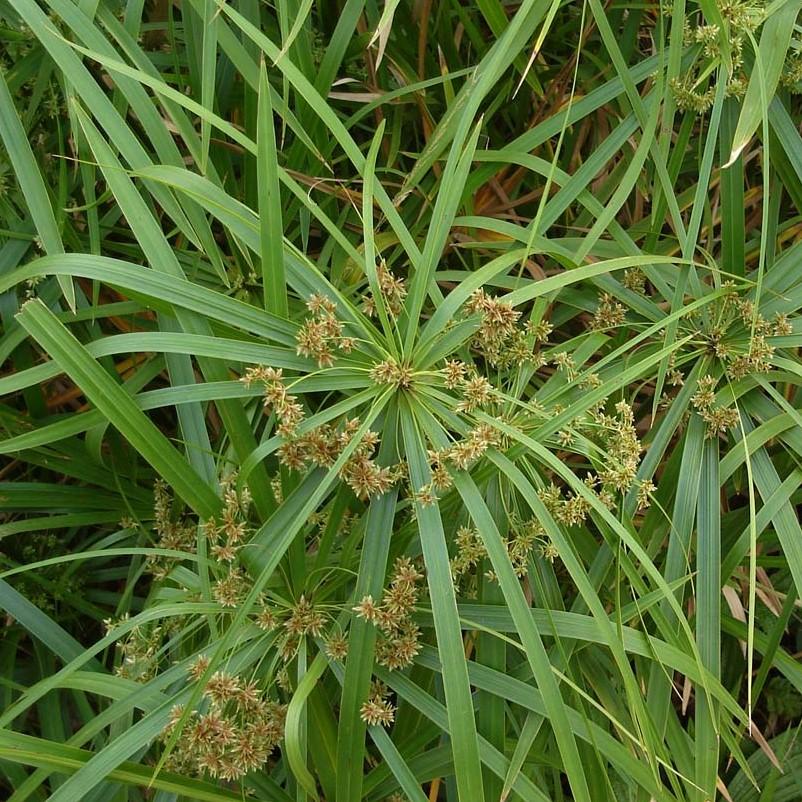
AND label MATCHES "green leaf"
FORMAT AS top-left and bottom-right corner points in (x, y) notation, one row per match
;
(0, 71), (73, 308)
(695, 435), (721, 801)
(400, 400), (486, 802)
(16, 299), (220, 518)
(257, 60), (288, 317)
